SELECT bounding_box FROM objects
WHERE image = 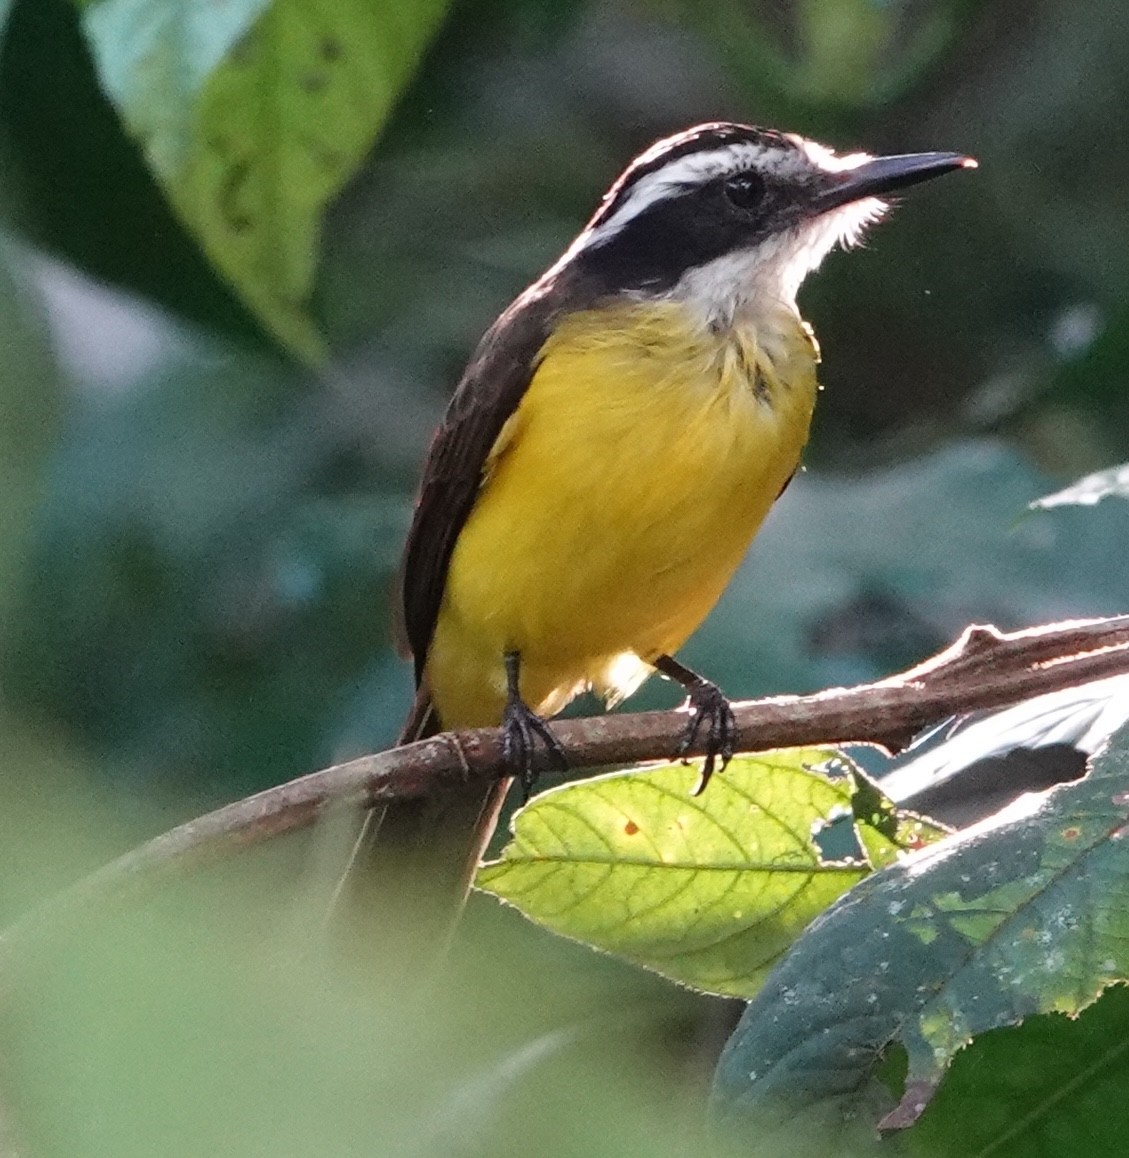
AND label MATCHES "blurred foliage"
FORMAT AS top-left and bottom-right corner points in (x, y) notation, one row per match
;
(0, 241), (59, 621)
(0, 797), (715, 1157)
(0, 0), (1128, 1152)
